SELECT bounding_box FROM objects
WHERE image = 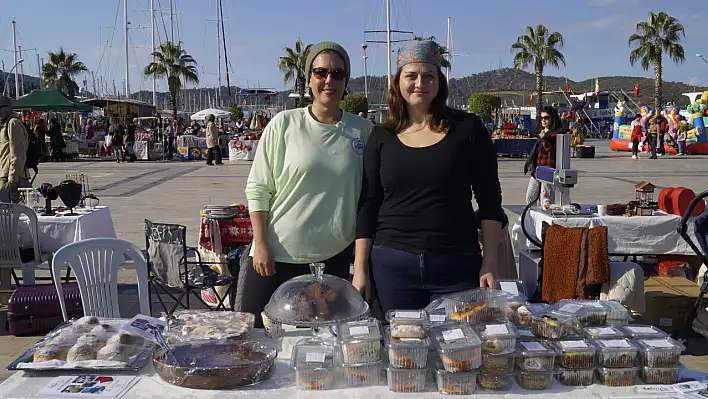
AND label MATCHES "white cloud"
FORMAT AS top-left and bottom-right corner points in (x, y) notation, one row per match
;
(689, 77), (706, 86)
